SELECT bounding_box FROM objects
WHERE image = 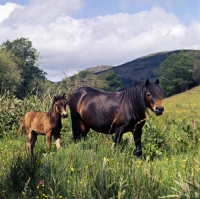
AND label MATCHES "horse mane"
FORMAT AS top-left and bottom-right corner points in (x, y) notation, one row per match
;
(118, 82), (146, 119)
(118, 81), (164, 119)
